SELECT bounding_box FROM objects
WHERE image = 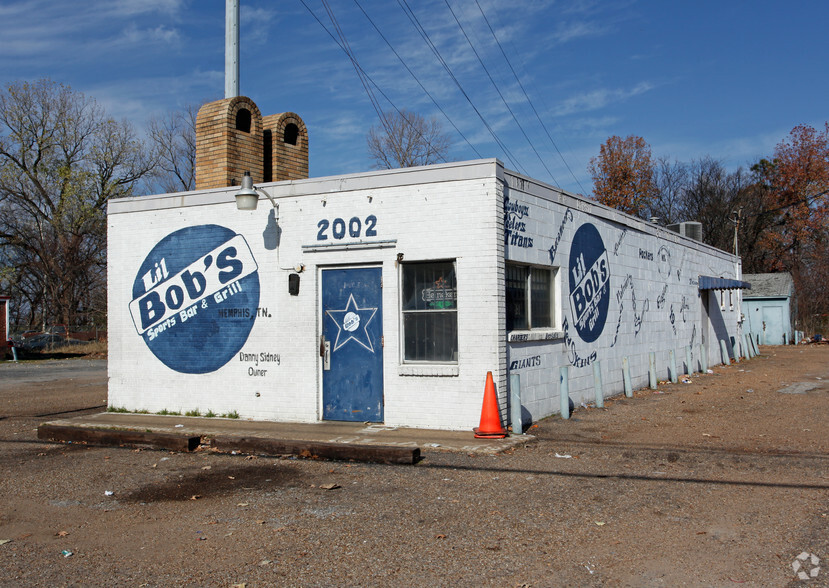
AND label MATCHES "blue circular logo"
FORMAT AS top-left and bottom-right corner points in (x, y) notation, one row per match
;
(129, 225), (260, 374)
(568, 223), (610, 343)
